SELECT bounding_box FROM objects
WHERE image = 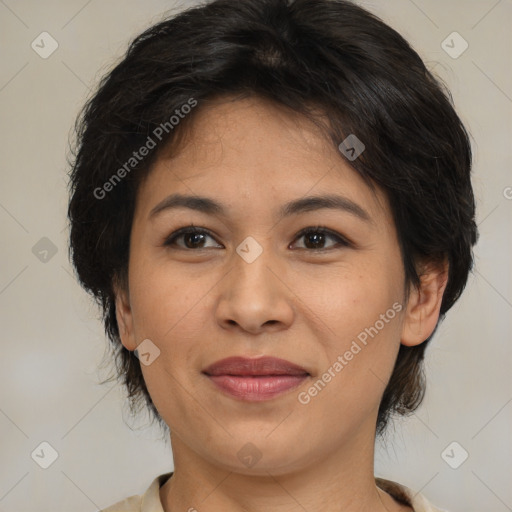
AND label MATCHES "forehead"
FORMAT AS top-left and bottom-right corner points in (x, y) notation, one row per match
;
(134, 96), (390, 223)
